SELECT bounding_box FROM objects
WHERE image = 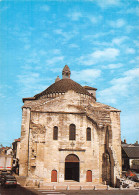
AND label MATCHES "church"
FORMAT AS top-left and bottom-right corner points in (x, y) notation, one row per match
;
(19, 65), (121, 186)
